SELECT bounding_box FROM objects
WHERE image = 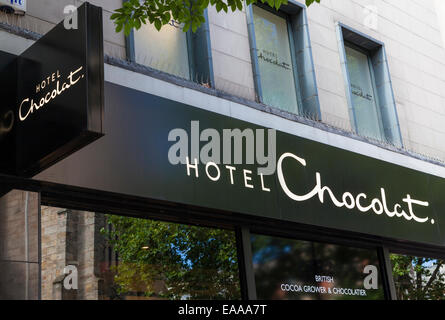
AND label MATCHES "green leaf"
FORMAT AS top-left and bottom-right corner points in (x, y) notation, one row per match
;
(124, 22), (132, 36)
(215, 1), (222, 12)
(116, 23), (123, 33)
(154, 19), (162, 31)
(236, 0), (243, 11)
(134, 18), (142, 29)
(306, 0), (320, 7)
(130, 0), (140, 6)
(110, 13), (120, 20)
(183, 21), (191, 32)
(191, 20), (198, 33)
(162, 12), (171, 24)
